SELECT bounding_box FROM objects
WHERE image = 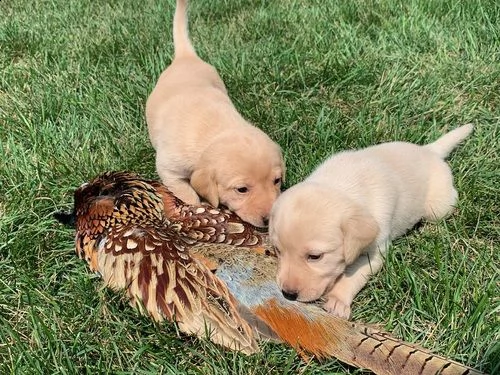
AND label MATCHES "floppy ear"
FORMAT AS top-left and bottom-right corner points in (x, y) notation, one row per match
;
(190, 168), (219, 207)
(341, 210), (379, 265)
(279, 151), (286, 183)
